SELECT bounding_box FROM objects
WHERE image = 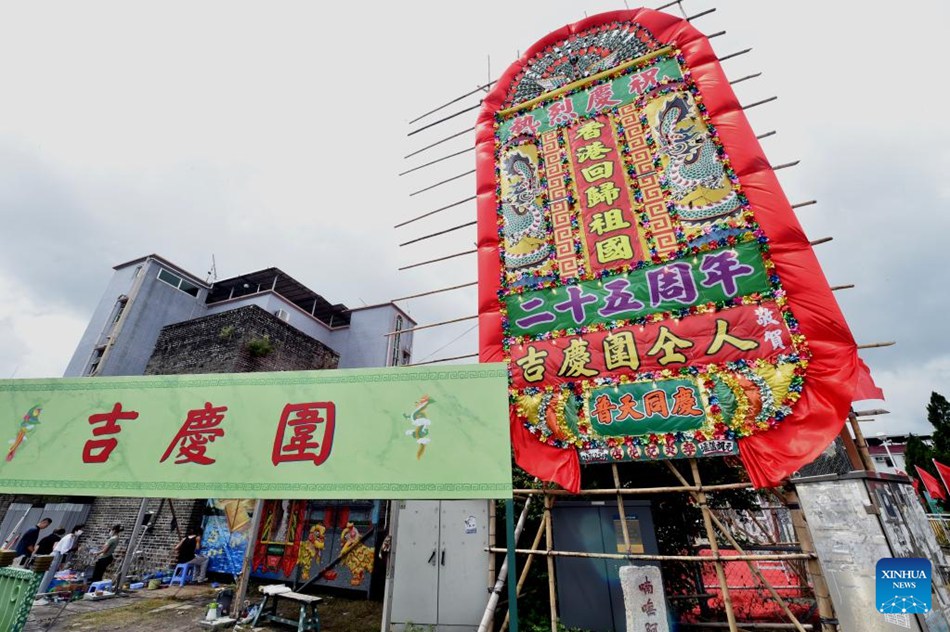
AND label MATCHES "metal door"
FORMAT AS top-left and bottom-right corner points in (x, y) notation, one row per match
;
(390, 501), (441, 628)
(552, 501), (658, 631)
(437, 500), (490, 628)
